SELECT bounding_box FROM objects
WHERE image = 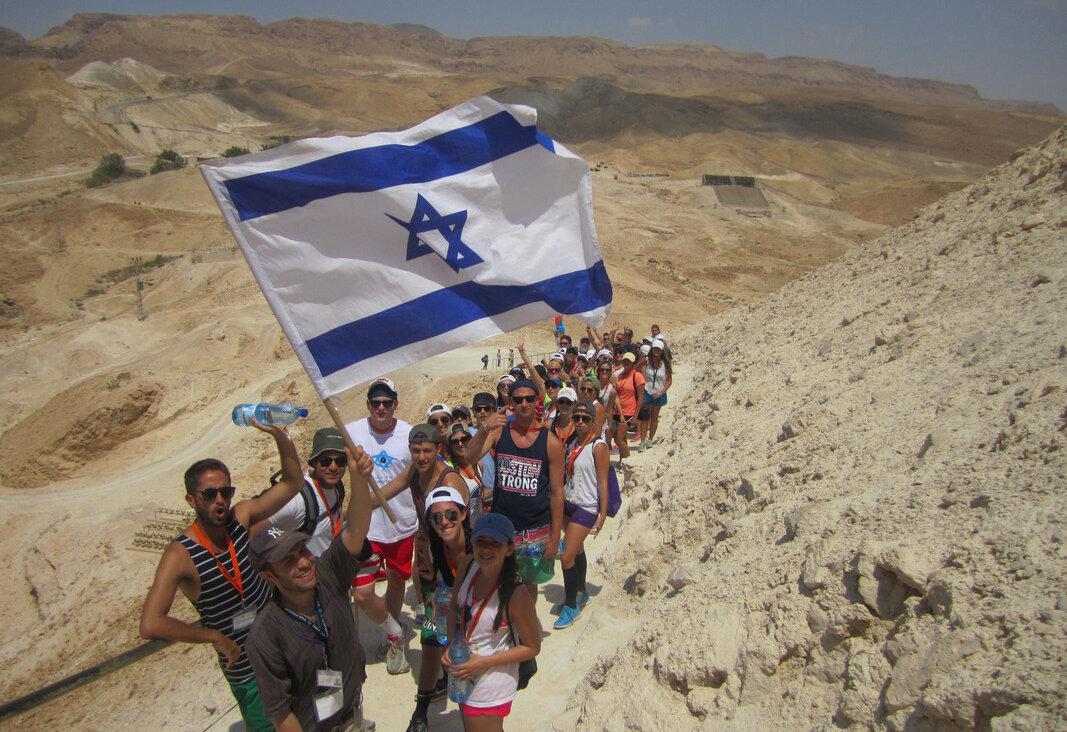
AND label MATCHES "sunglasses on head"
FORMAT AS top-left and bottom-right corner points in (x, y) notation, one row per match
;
(572, 414), (593, 423)
(450, 435), (471, 447)
(197, 486), (236, 501)
(429, 416), (451, 426)
(430, 508), (461, 526)
(370, 398), (395, 409)
(512, 394), (538, 404)
(316, 455), (347, 468)
(557, 398), (574, 406)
